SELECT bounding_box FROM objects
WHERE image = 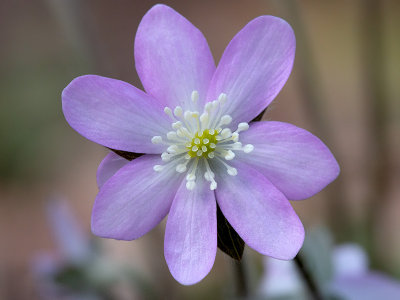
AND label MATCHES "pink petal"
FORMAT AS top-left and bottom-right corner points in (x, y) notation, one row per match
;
(91, 155), (182, 240)
(62, 75), (170, 153)
(207, 16), (295, 128)
(135, 4), (215, 110)
(215, 161), (304, 259)
(238, 121), (340, 200)
(164, 177), (217, 285)
(96, 152), (129, 189)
